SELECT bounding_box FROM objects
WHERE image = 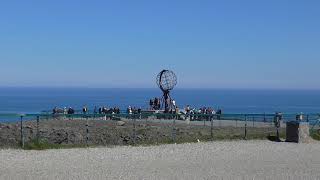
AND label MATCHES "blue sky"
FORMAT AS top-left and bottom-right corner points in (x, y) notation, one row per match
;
(0, 0), (319, 89)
